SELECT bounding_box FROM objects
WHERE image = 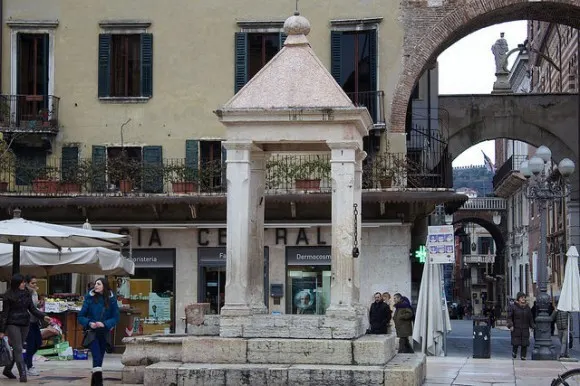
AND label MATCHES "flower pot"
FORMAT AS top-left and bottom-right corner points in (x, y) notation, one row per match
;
(119, 179), (133, 193)
(59, 182), (81, 193)
(172, 181), (197, 193)
(295, 179), (321, 190)
(0, 181), (8, 192)
(380, 177), (393, 188)
(33, 179), (59, 194)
